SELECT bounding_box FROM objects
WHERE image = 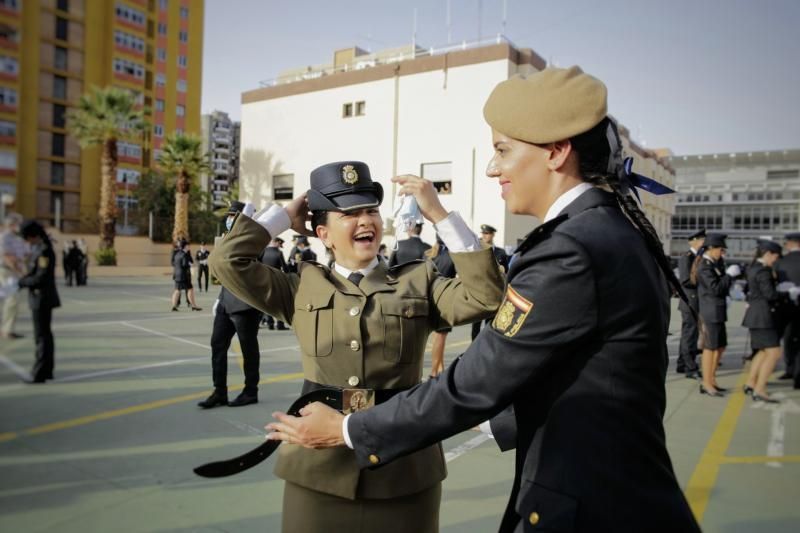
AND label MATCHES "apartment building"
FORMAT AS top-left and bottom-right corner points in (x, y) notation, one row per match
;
(669, 149), (800, 260)
(200, 110), (240, 209)
(239, 39), (675, 255)
(4, 0), (203, 232)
